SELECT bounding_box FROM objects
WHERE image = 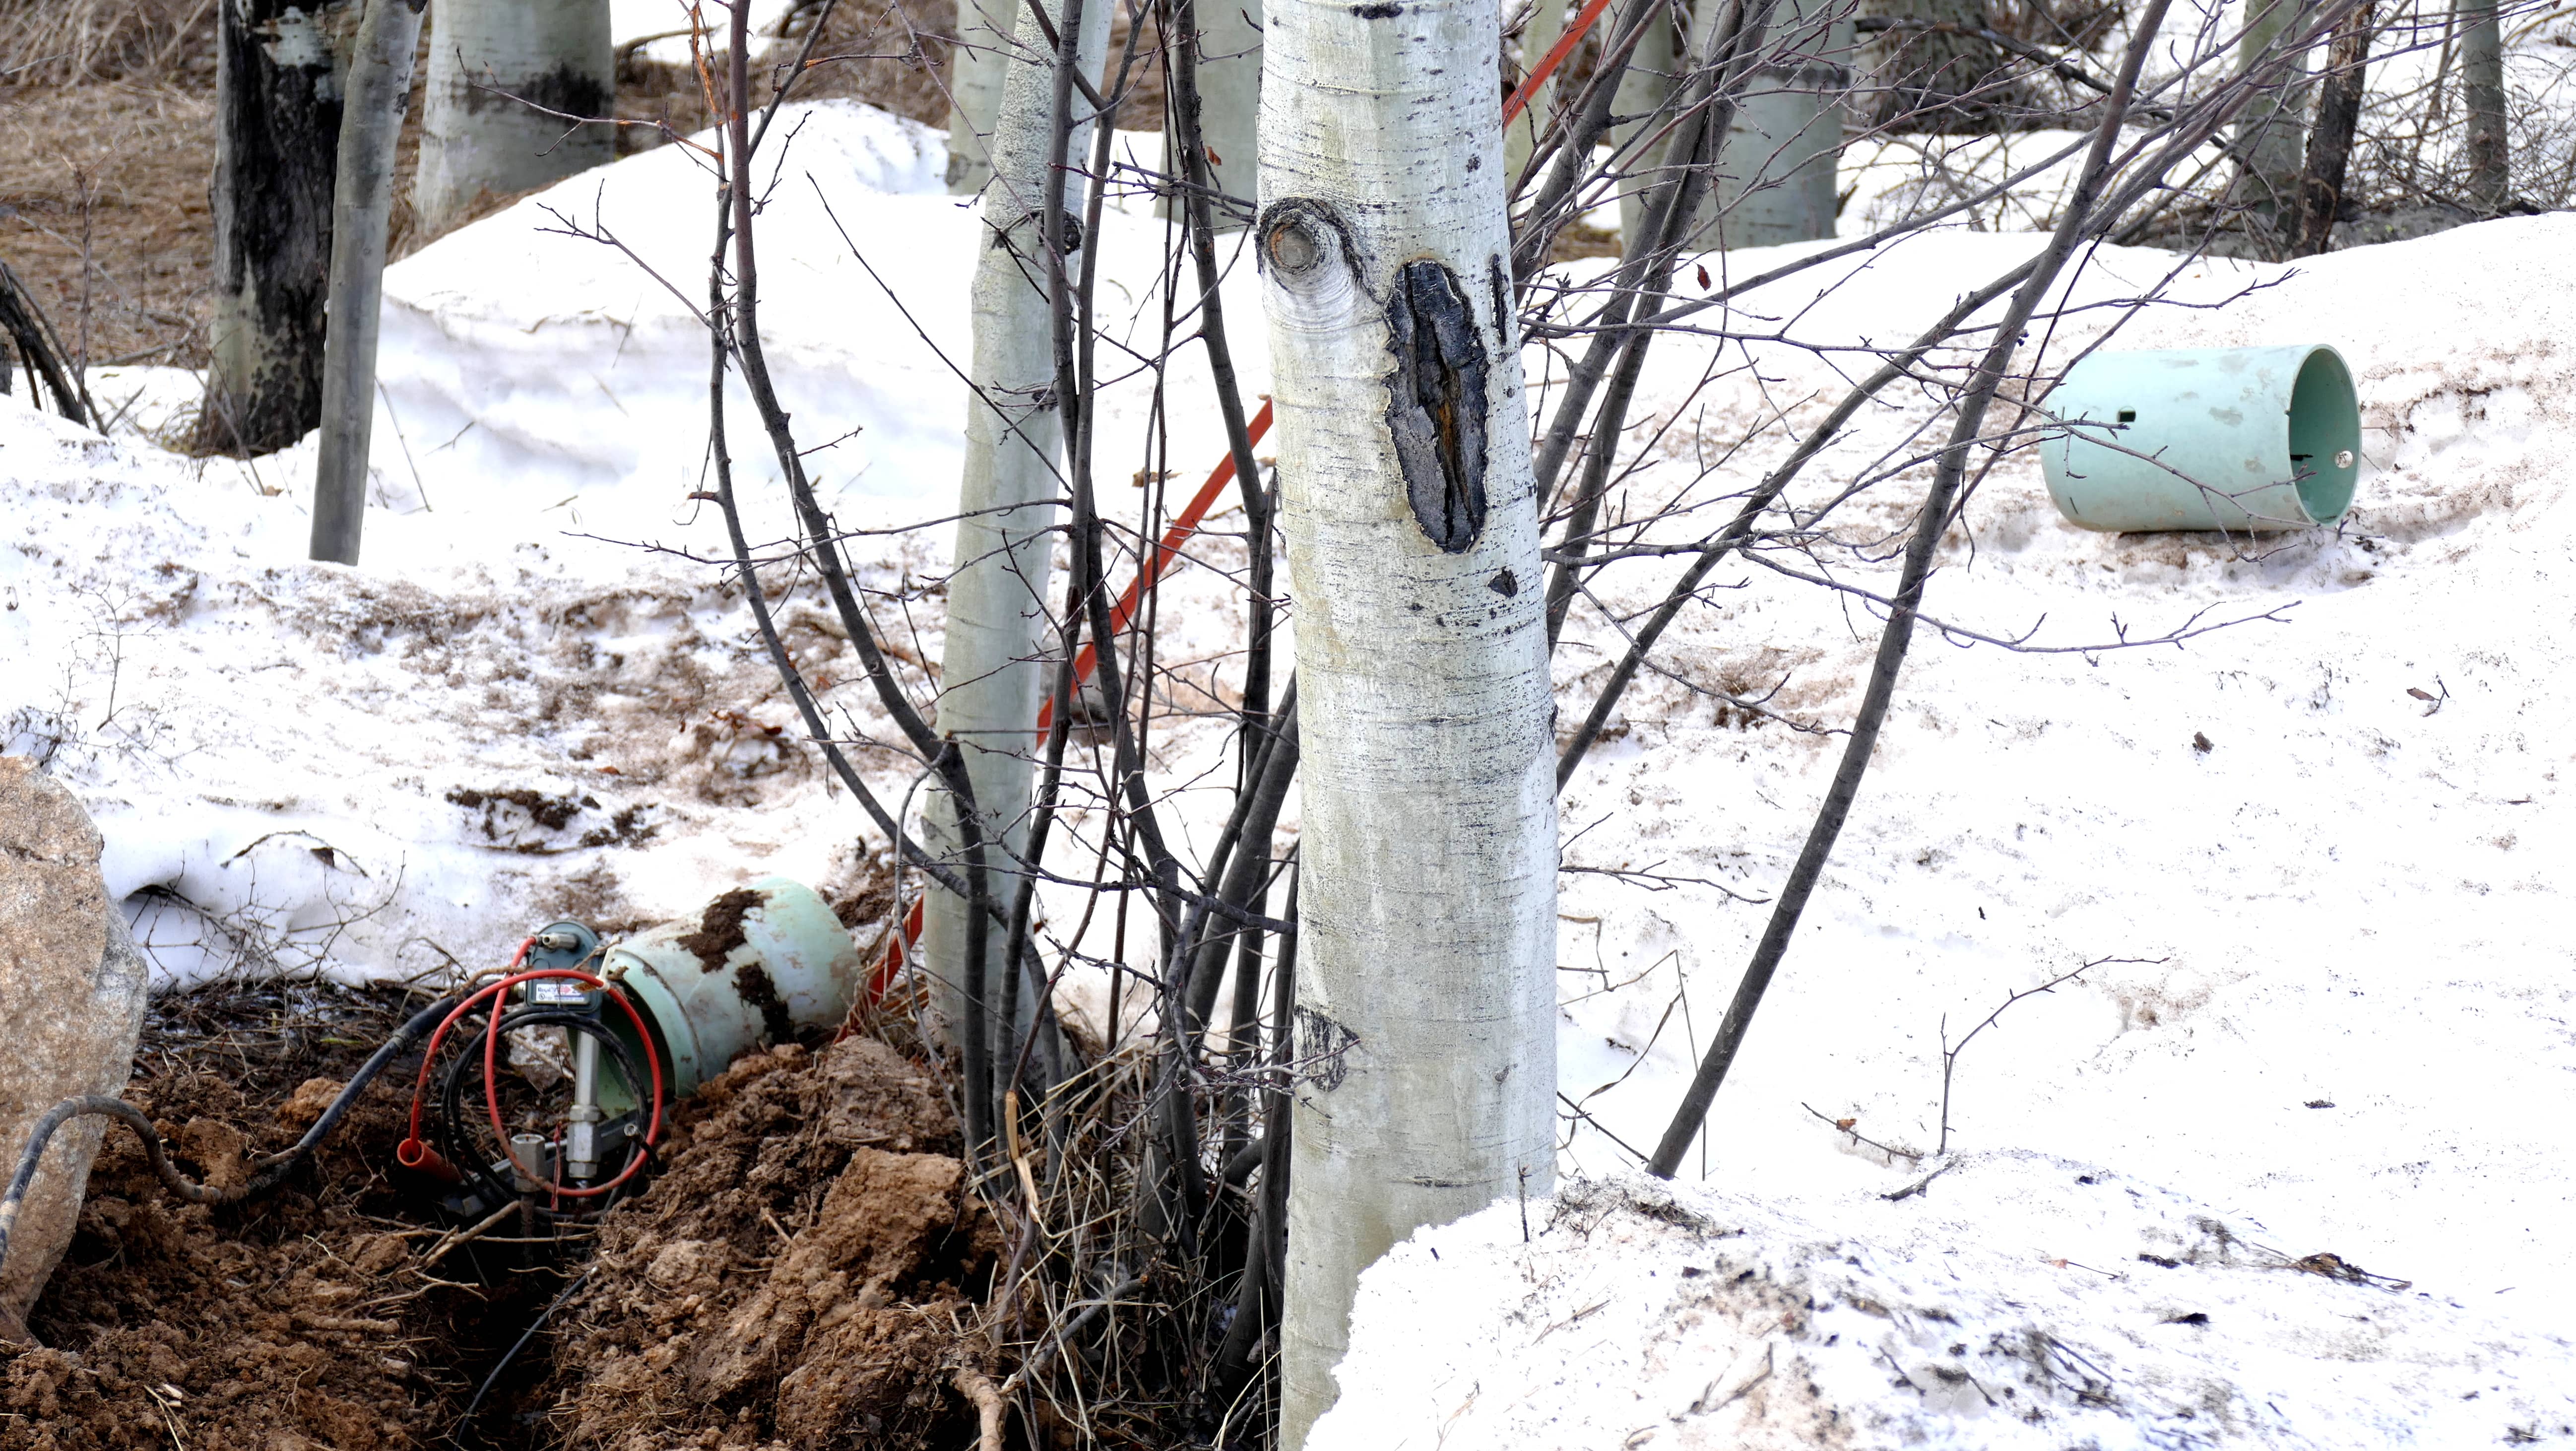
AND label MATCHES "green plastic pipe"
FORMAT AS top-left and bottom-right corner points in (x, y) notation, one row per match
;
(602, 877), (862, 1097)
(2040, 344), (2361, 532)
